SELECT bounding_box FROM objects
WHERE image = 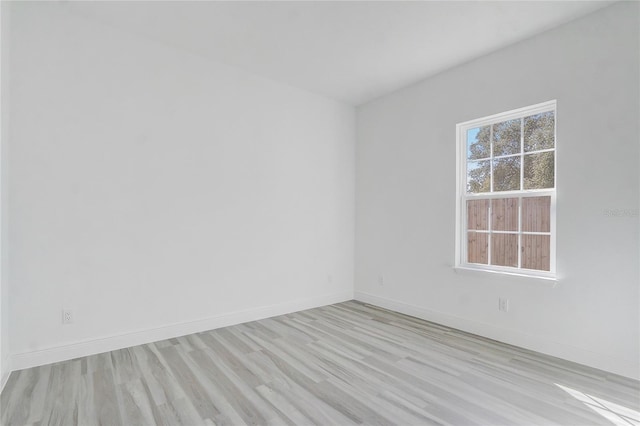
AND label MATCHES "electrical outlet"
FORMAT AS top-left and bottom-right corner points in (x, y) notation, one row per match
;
(378, 275), (384, 286)
(62, 309), (74, 324)
(327, 274), (333, 283)
(498, 298), (510, 312)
